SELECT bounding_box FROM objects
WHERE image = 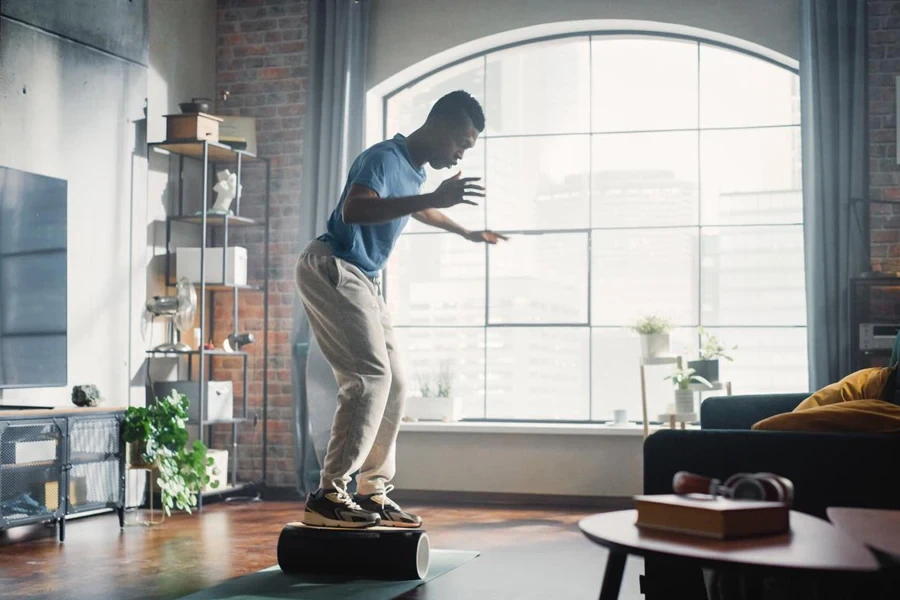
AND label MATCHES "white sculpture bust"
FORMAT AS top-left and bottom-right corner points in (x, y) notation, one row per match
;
(210, 169), (241, 215)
